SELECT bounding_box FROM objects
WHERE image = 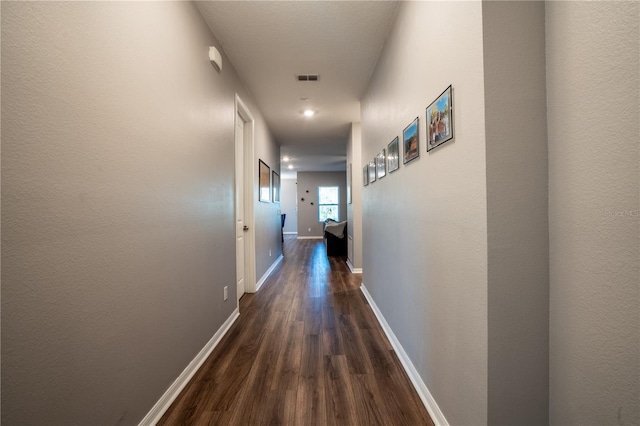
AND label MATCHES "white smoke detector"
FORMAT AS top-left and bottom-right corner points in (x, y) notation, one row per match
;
(209, 46), (222, 71)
